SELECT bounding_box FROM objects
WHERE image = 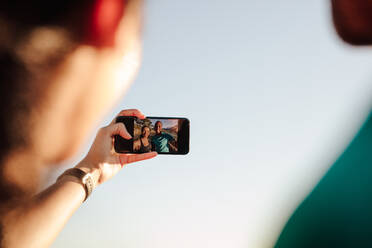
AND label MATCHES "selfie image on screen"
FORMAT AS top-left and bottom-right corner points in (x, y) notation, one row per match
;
(133, 118), (179, 153)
